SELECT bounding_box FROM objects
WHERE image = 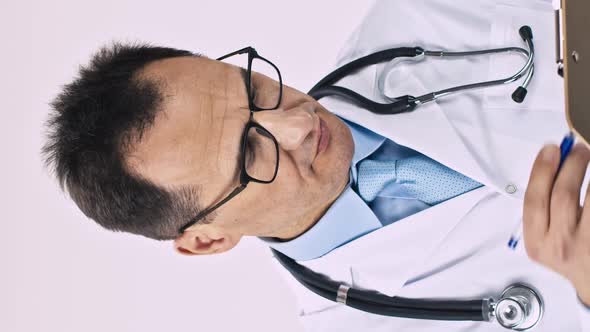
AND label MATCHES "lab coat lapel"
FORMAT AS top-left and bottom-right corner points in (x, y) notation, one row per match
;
(302, 186), (492, 298)
(322, 94), (492, 189)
